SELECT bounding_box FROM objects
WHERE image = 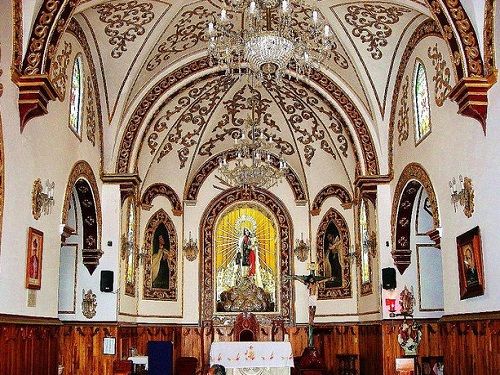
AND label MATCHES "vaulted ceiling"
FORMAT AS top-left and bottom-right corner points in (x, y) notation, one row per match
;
(60, 0), (438, 196)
